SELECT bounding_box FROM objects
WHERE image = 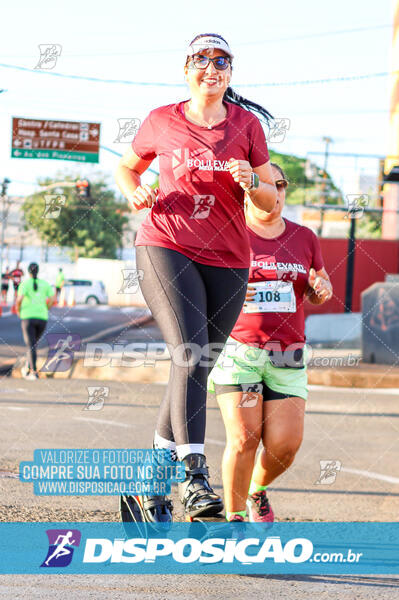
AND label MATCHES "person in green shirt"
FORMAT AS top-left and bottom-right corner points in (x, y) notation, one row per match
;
(55, 267), (64, 300)
(16, 262), (56, 380)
